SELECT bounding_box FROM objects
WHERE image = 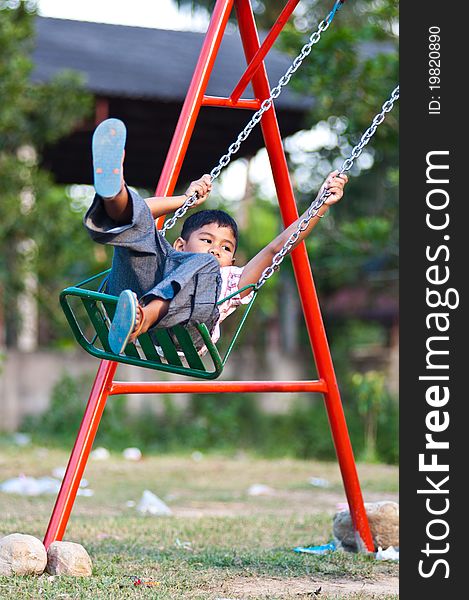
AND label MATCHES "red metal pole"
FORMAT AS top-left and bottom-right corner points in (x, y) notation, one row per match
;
(43, 360), (117, 548)
(235, 0), (373, 551)
(202, 95), (261, 109)
(154, 0), (234, 216)
(230, 0), (301, 103)
(109, 379), (327, 396)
